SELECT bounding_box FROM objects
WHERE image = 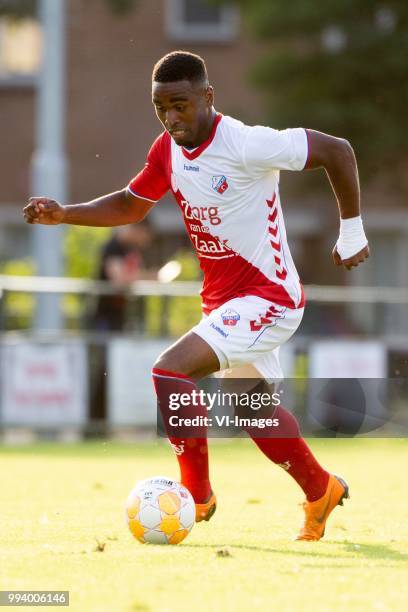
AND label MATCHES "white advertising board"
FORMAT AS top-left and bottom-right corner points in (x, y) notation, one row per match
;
(107, 339), (170, 426)
(309, 341), (386, 378)
(307, 341), (388, 433)
(108, 340), (297, 426)
(0, 340), (88, 426)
